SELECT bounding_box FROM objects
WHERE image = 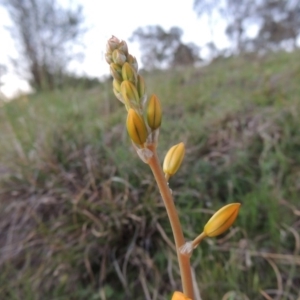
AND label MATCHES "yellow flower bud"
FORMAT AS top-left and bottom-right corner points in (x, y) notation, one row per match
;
(126, 109), (148, 146)
(137, 74), (146, 98)
(110, 63), (122, 81)
(204, 203), (241, 237)
(113, 80), (124, 103)
(112, 49), (126, 66)
(172, 291), (192, 300)
(113, 79), (121, 93)
(113, 88), (123, 103)
(163, 143), (185, 178)
(121, 80), (140, 109)
(122, 62), (136, 84)
(147, 94), (162, 130)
